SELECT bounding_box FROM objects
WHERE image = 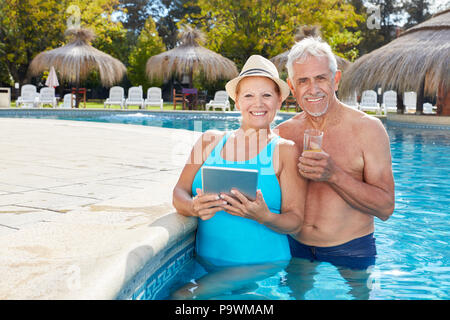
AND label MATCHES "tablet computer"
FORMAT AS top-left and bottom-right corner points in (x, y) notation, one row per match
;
(202, 166), (258, 201)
